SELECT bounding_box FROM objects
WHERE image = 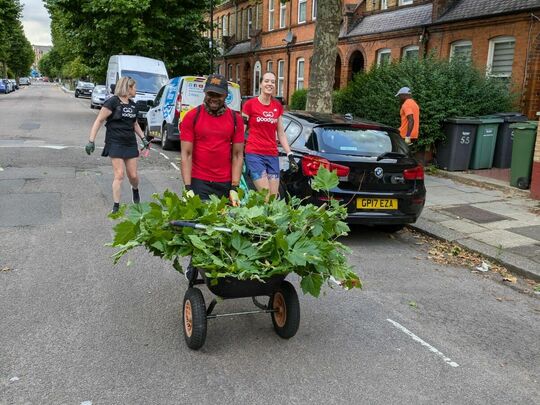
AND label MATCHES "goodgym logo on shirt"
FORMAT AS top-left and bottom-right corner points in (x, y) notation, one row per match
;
(257, 110), (277, 124)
